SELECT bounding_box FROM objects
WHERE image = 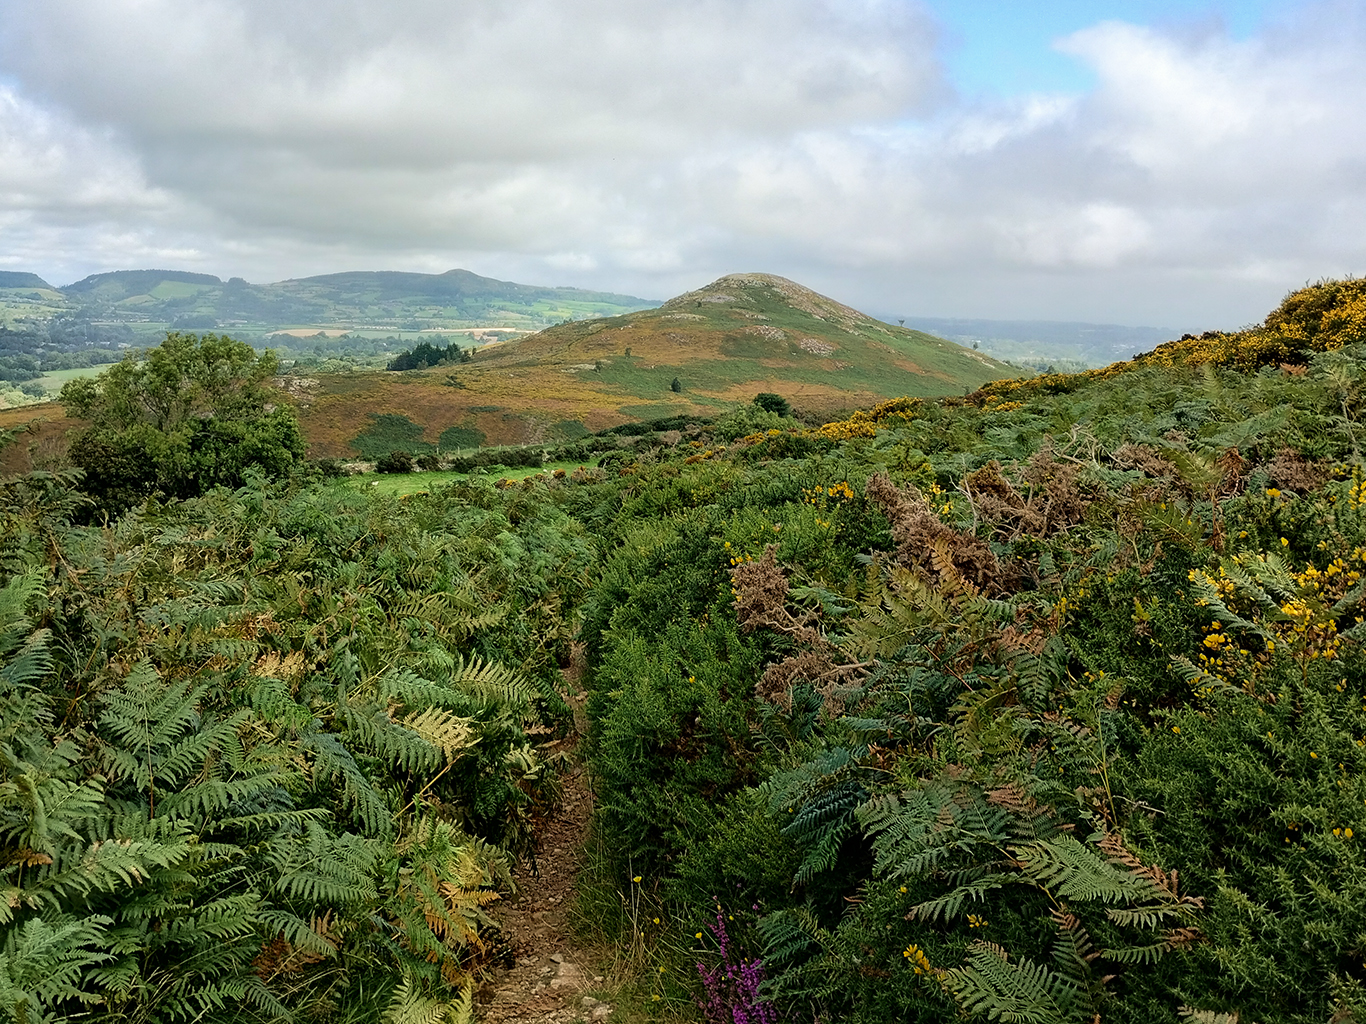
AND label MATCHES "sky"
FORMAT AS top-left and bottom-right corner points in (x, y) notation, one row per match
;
(0, 0), (1362, 330)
